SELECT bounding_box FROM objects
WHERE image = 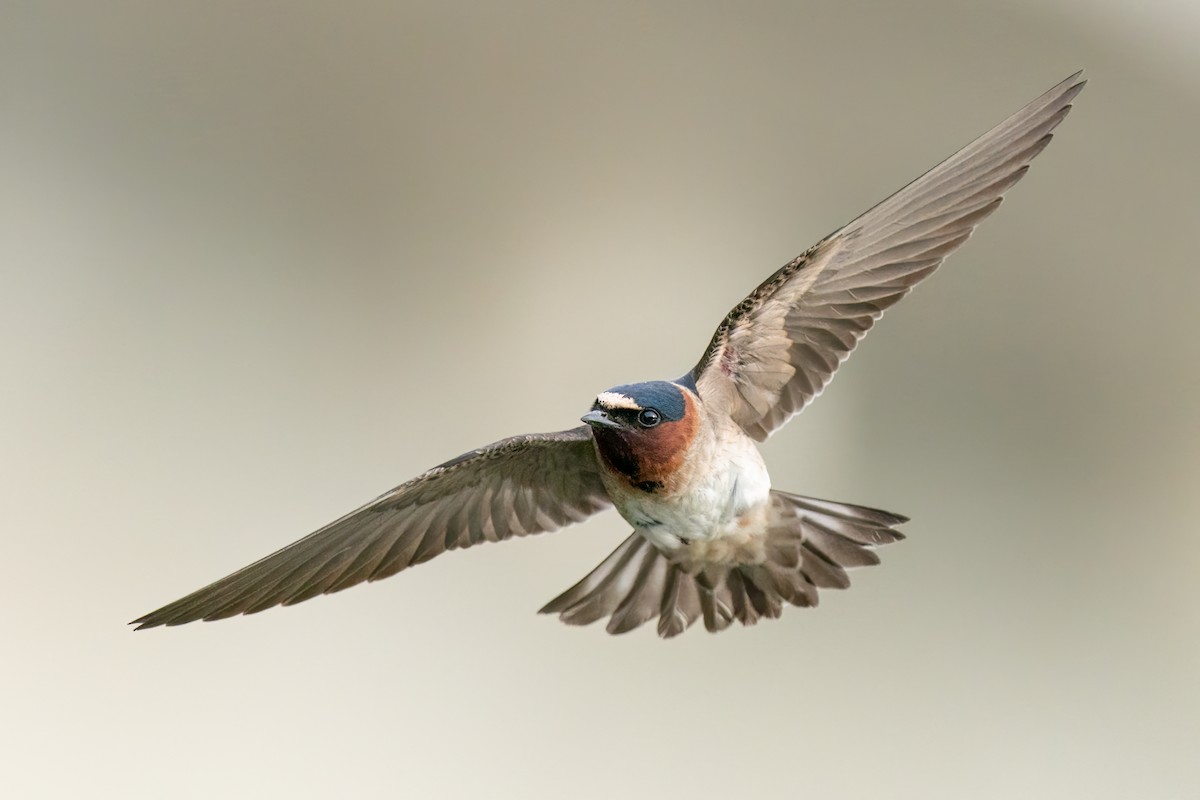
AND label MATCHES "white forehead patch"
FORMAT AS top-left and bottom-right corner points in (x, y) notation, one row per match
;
(596, 391), (642, 411)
